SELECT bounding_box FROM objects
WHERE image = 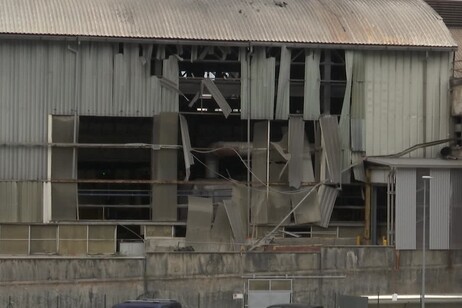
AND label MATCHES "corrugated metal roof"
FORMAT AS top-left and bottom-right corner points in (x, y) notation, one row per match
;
(449, 28), (462, 77)
(0, 0), (456, 48)
(425, 0), (462, 27)
(367, 157), (462, 168)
